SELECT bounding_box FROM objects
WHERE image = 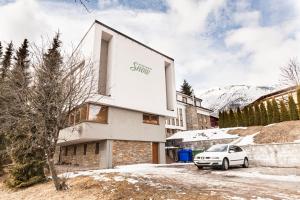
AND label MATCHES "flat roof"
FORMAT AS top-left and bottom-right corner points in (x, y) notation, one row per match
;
(95, 20), (174, 61)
